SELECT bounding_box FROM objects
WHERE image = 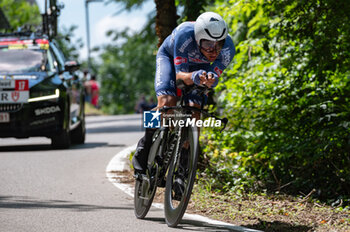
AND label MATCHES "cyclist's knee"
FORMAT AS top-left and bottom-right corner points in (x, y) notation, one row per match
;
(156, 95), (177, 108)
